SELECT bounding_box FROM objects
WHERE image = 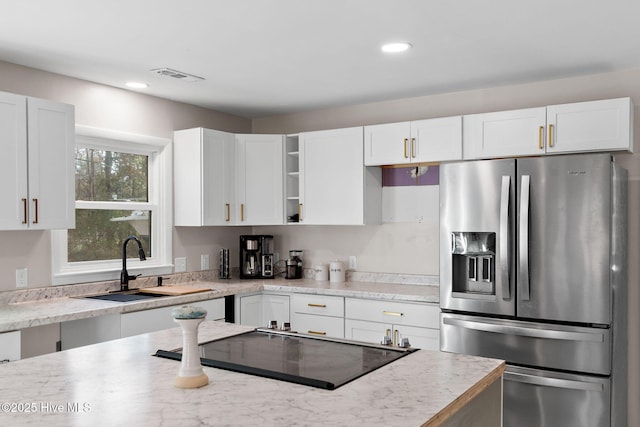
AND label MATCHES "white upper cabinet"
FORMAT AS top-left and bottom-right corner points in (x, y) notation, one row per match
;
(364, 116), (462, 166)
(174, 129), (285, 226)
(463, 98), (633, 159)
(174, 128), (236, 226)
(298, 126), (381, 225)
(0, 92), (74, 230)
(236, 134), (285, 225)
